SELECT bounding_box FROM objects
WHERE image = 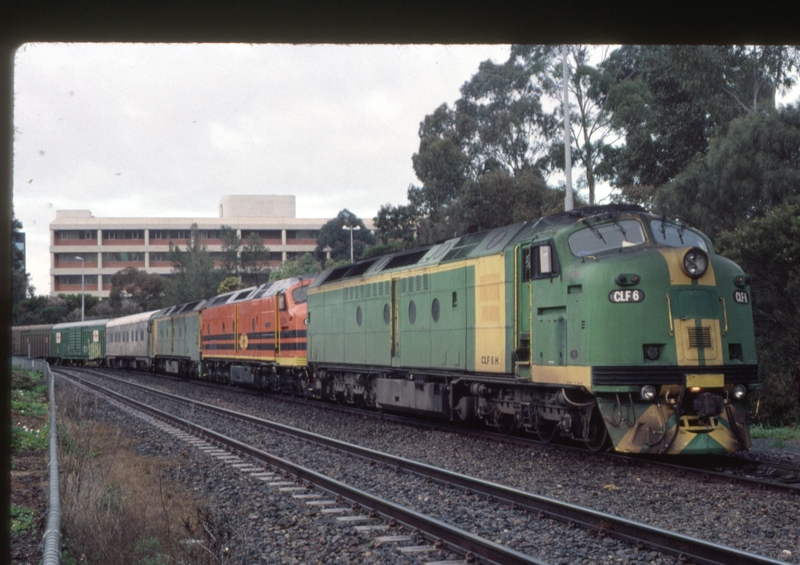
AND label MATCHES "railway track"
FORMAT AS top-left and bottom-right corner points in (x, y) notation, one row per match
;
(99, 366), (800, 495)
(58, 367), (790, 565)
